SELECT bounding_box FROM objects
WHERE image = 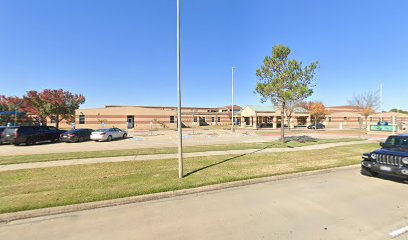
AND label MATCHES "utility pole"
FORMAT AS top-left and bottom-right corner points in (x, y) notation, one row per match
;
(177, 0), (183, 179)
(380, 84), (383, 122)
(14, 102), (23, 126)
(14, 107), (17, 126)
(231, 66), (235, 132)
